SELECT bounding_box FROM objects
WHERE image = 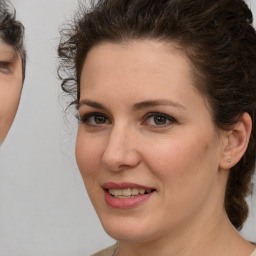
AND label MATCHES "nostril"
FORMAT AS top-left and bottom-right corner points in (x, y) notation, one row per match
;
(102, 150), (140, 171)
(101, 129), (141, 170)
